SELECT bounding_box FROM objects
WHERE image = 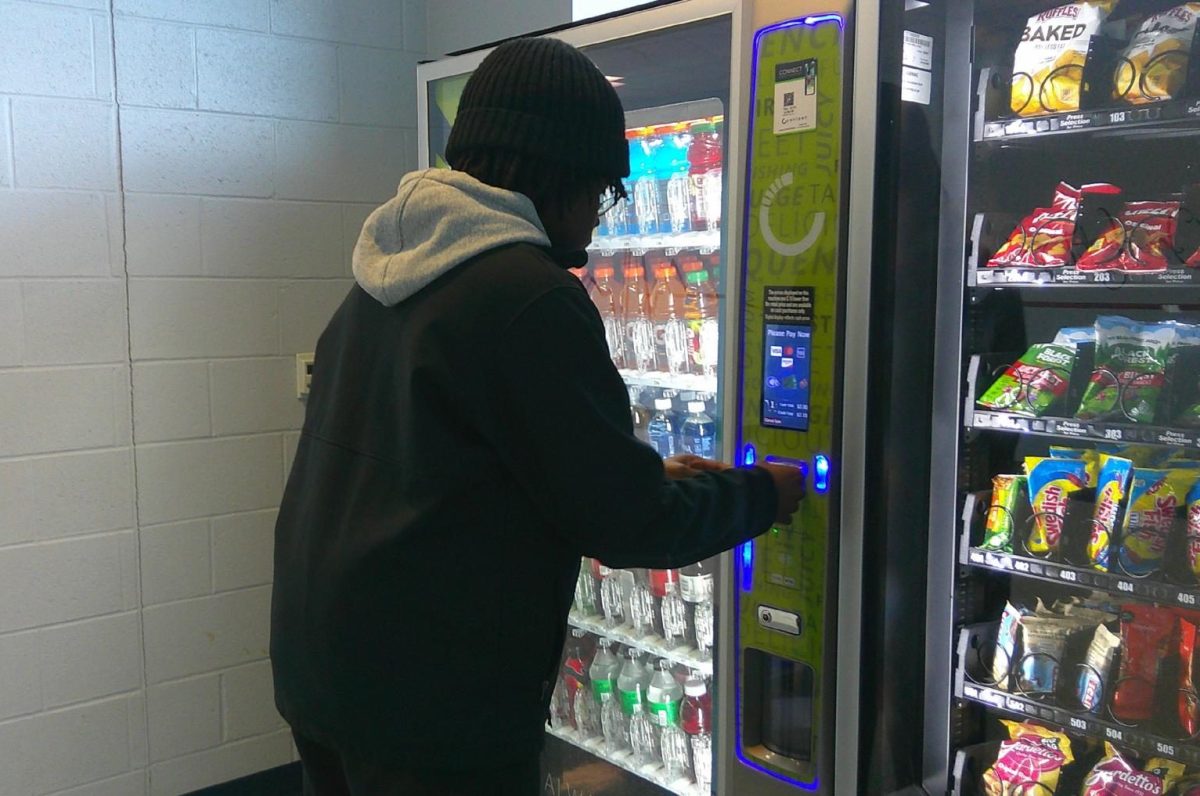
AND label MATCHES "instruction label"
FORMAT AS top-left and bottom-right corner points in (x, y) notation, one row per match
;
(774, 59), (818, 134)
